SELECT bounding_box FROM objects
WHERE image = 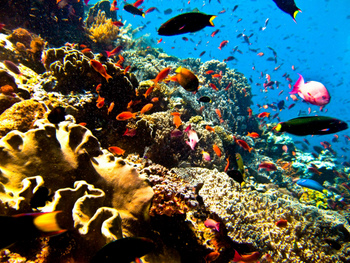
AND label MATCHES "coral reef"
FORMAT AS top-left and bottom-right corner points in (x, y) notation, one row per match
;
(173, 167), (350, 262)
(86, 0), (117, 27)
